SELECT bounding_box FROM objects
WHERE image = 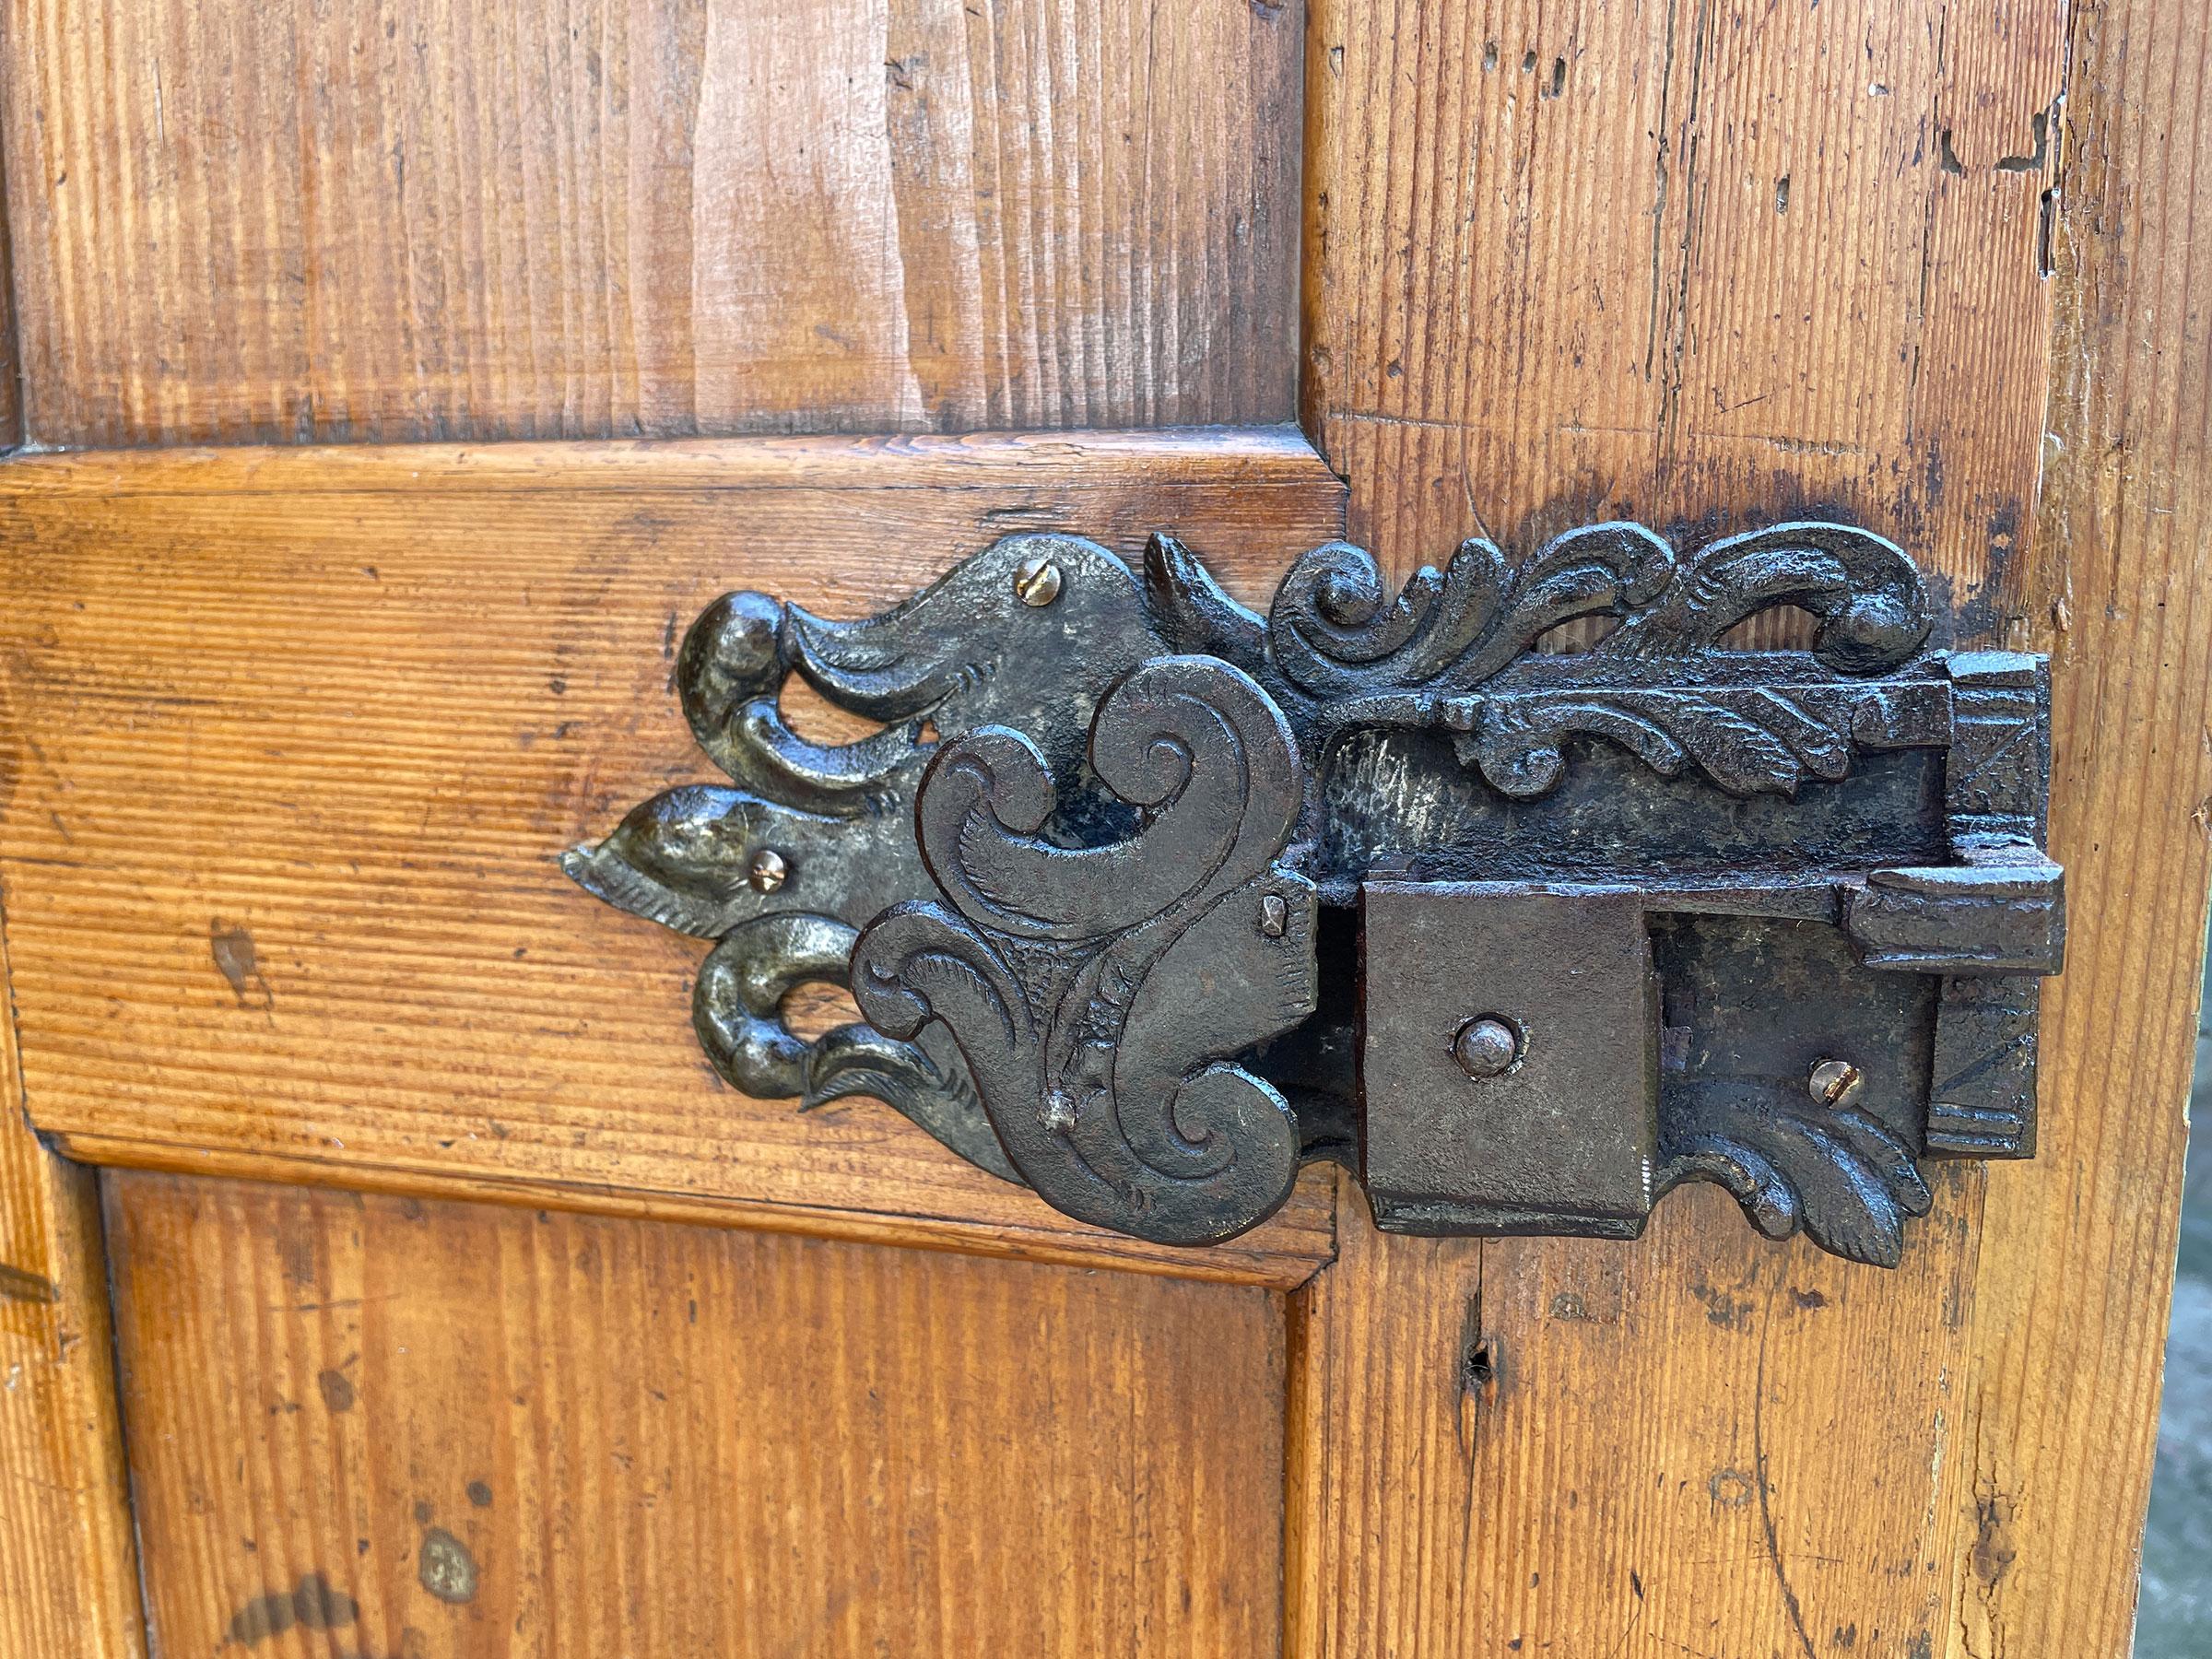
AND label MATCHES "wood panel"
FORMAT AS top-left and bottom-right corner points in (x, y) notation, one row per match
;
(1282, 3), (2206, 1655)
(1948, 0), (2212, 1651)
(0, 0), (1300, 447)
(0, 918), (145, 1656)
(0, 428), (1345, 1287)
(105, 1171), (1288, 1657)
